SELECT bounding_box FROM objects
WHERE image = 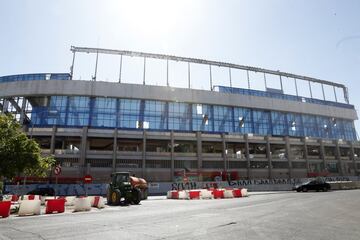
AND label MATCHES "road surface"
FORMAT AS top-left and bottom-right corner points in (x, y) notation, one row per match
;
(1, 190), (359, 240)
